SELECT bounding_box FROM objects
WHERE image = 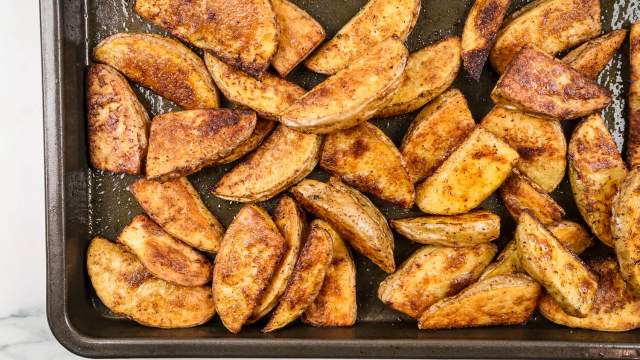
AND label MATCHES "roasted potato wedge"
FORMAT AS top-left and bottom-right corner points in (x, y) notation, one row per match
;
(213, 205), (286, 333)
(569, 113), (627, 247)
(416, 128), (519, 215)
(320, 122), (414, 208)
(134, 0), (278, 78)
(612, 168), (640, 295)
(213, 125), (322, 202)
(562, 29), (628, 79)
(93, 33), (219, 109)
(629, 23), (640, 167)
(378, 244), (496, 318)
(264, 219), (334, 332)
(400, 89), (475, 183)
(418, 274), (541, 330)
(390, 210), (500, 247)
(500, 170), (565, 225)
(290, 178), (395, 273)
(87, 237), (215, 328)
(211, 119), (276, 165)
